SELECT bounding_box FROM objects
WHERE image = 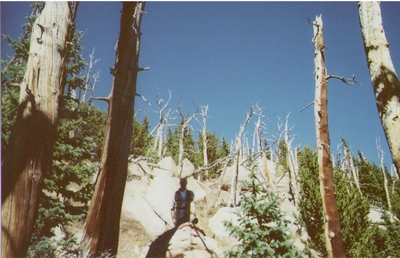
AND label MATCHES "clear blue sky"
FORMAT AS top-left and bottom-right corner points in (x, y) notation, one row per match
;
(2, 2), (400, 170)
